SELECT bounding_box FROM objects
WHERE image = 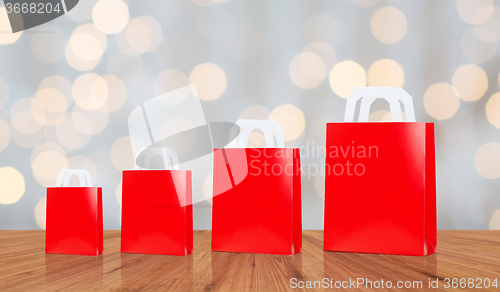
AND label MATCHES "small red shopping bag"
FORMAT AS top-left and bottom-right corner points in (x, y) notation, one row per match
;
(45, 169), (103, 256)
(212, 120), (302, 255)
(324, 87), (436, 256)
(121, 148), (193, 256)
